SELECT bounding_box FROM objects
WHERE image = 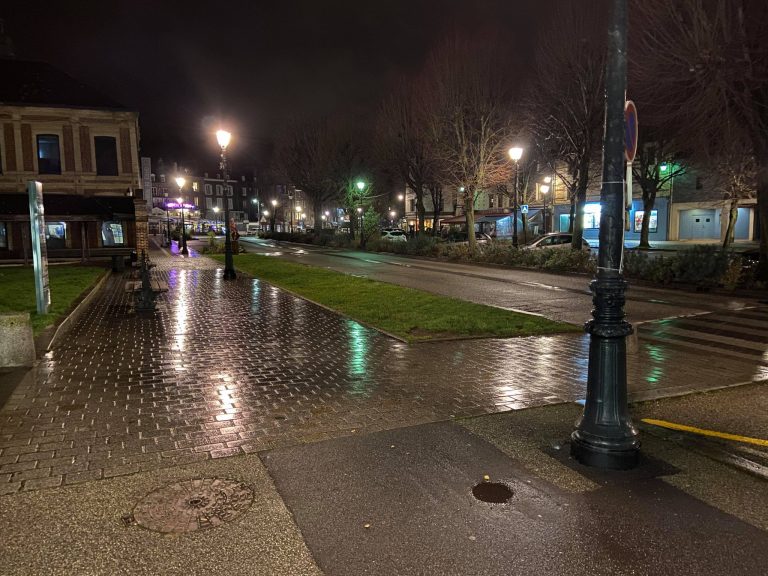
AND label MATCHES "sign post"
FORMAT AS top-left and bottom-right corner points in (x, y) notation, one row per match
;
(27, 181), (50, 314)
(624, 100), (638, 237)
